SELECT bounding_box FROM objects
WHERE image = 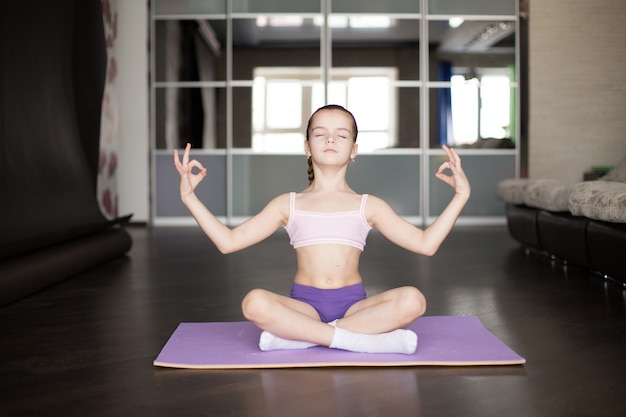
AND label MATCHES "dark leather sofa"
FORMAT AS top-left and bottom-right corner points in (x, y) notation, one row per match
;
(496, 157), (626, 285)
